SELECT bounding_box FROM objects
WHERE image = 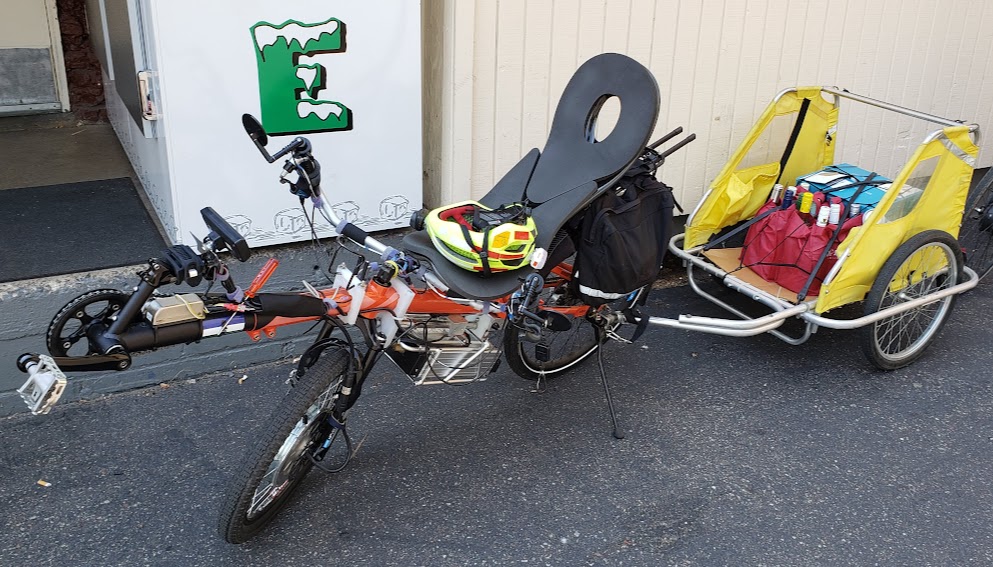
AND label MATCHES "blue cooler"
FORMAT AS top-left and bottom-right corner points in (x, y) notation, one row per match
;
(796, 164), (891, 210)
